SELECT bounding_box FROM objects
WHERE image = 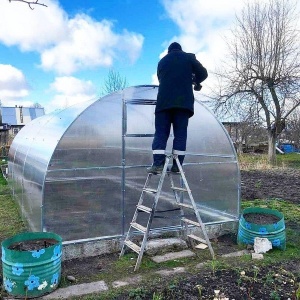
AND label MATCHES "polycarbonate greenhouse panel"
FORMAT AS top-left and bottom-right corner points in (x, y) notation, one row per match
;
(44, 169), (123, 240)
(8, 99), (96, 231)
(8, 86), (240, 242)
